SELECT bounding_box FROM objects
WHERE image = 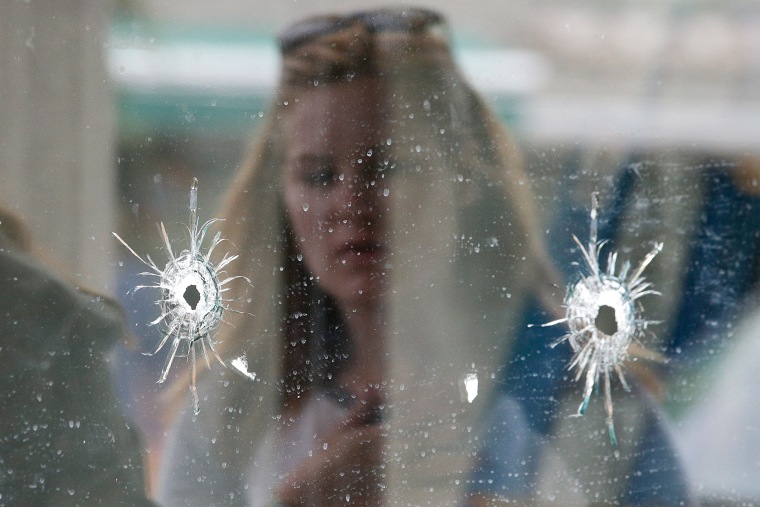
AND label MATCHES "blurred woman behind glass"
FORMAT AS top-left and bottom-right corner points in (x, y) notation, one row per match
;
(157, 8), (692, 507)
